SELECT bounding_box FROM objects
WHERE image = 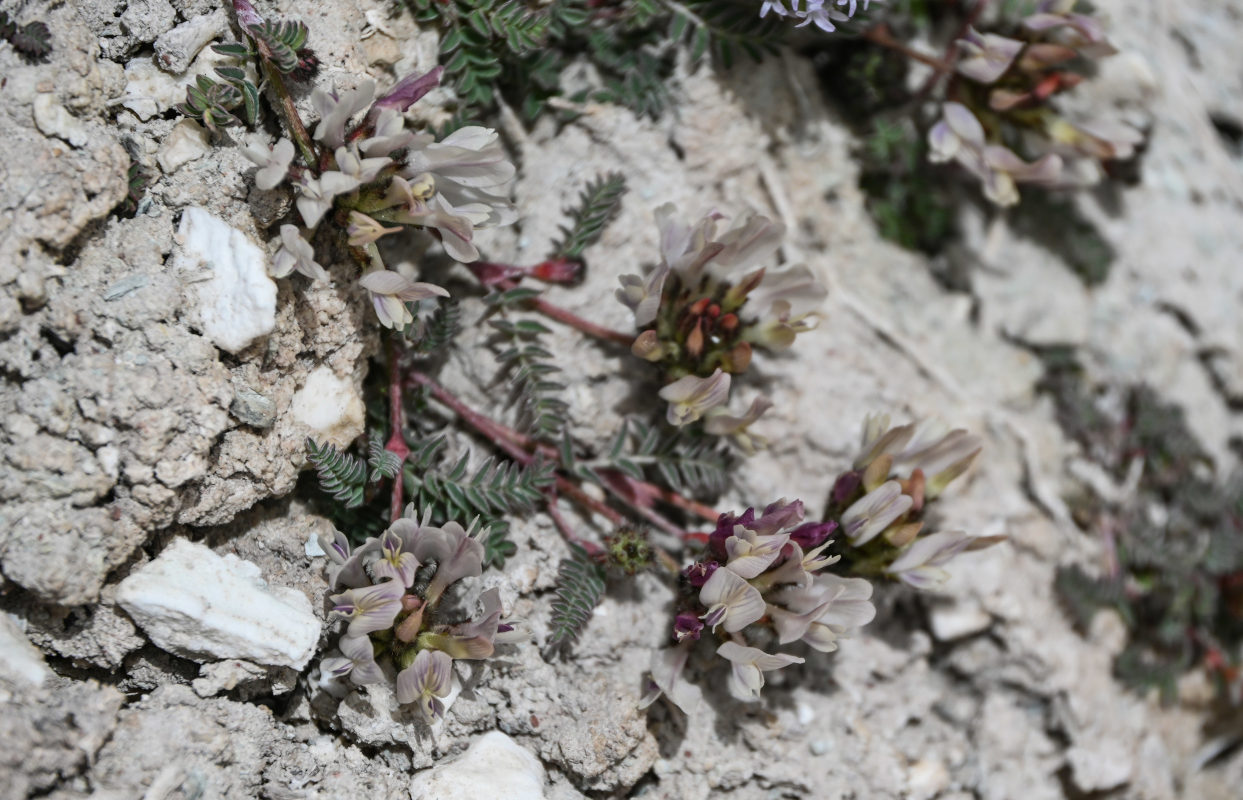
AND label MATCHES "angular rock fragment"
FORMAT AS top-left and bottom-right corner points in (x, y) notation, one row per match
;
(174, 207), (277, 354)
(116, 538), (320, 668)
(409, 731), (546, 800)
